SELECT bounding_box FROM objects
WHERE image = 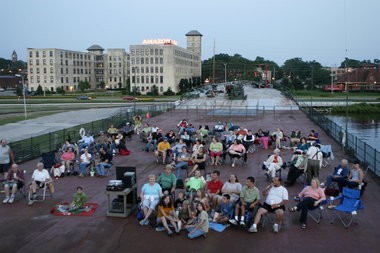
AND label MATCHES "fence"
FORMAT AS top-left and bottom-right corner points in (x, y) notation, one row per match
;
(10, 102), (175, 164)
(275, 83), (380, 177)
